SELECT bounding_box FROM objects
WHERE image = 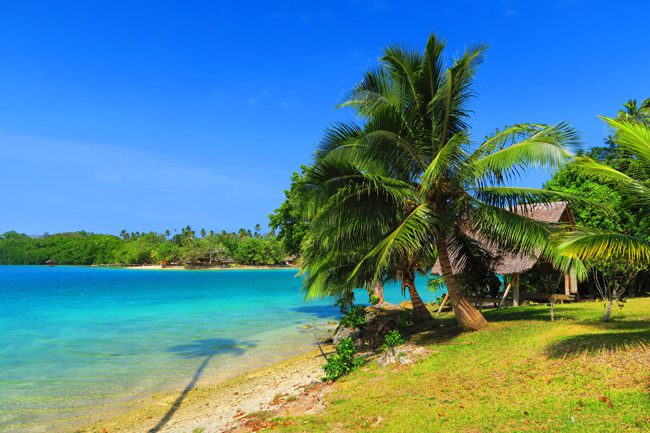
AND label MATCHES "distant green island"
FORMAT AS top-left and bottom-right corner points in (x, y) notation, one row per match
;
(0, 225), (291, 267)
